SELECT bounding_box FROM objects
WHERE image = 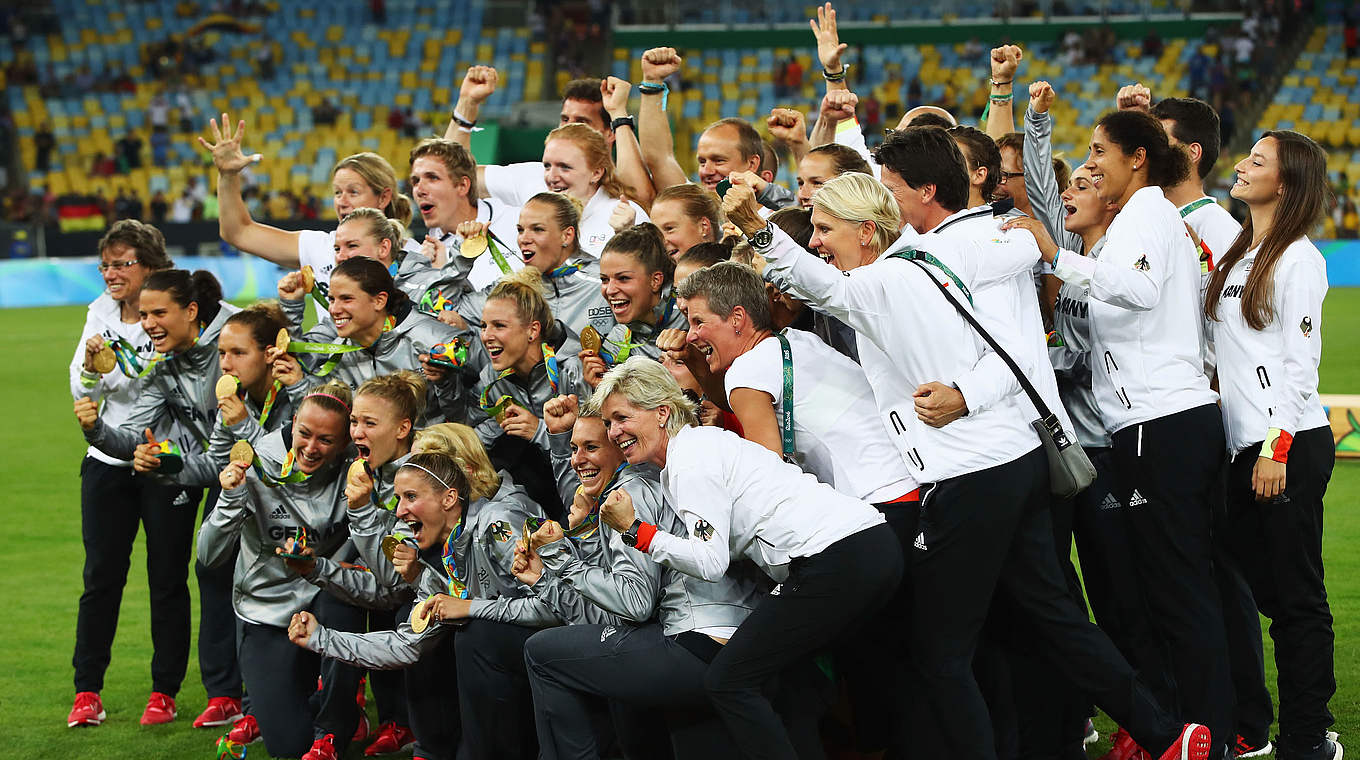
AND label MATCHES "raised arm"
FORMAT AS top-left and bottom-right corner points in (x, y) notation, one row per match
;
(984, 45), (1022, 141)
(636, 47), (690, 191)
(1023, 80), (1083, 252)
(198, 114), (302, 268)
(806, 1), (850, 146)
(807, 89), (858, 150)
(446, 65), (500, 196)
(602, 76), (656, 209)
(766, 108), (810, 164)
